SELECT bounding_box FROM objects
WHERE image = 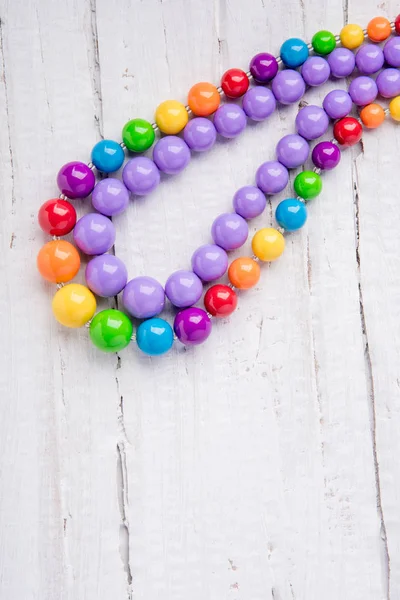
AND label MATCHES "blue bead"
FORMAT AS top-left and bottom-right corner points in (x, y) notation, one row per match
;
(136, 318), (174, 356)
(91, 140), (125, 173)
(280, 38), (309, 68)
(275, 198), (308, 231)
